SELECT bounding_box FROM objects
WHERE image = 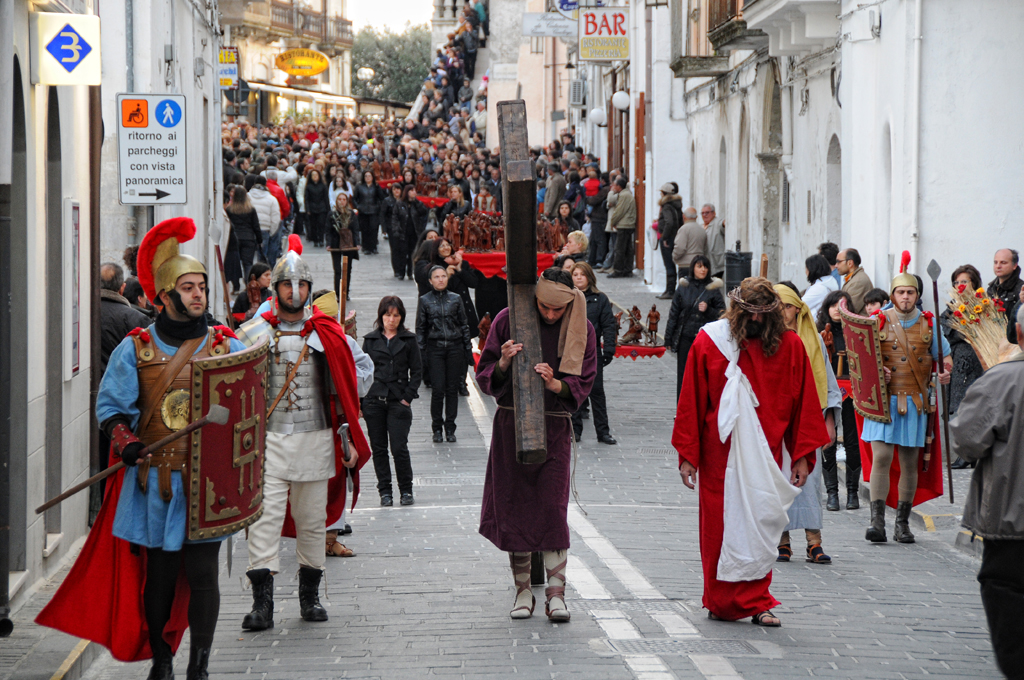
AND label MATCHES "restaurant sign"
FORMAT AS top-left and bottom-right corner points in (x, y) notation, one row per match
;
(275, 49), (329, 77)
